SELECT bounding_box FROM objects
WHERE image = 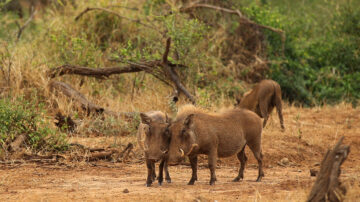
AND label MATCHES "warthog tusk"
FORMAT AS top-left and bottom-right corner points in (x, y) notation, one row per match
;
(179, 148), (184, 158)
(162, 150), (168, 154)
(186, 144), (199, 156)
